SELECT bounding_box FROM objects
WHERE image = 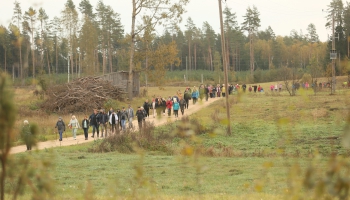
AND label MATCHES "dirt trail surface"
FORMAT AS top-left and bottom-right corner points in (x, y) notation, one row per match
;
(10, 97), (222, 154)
